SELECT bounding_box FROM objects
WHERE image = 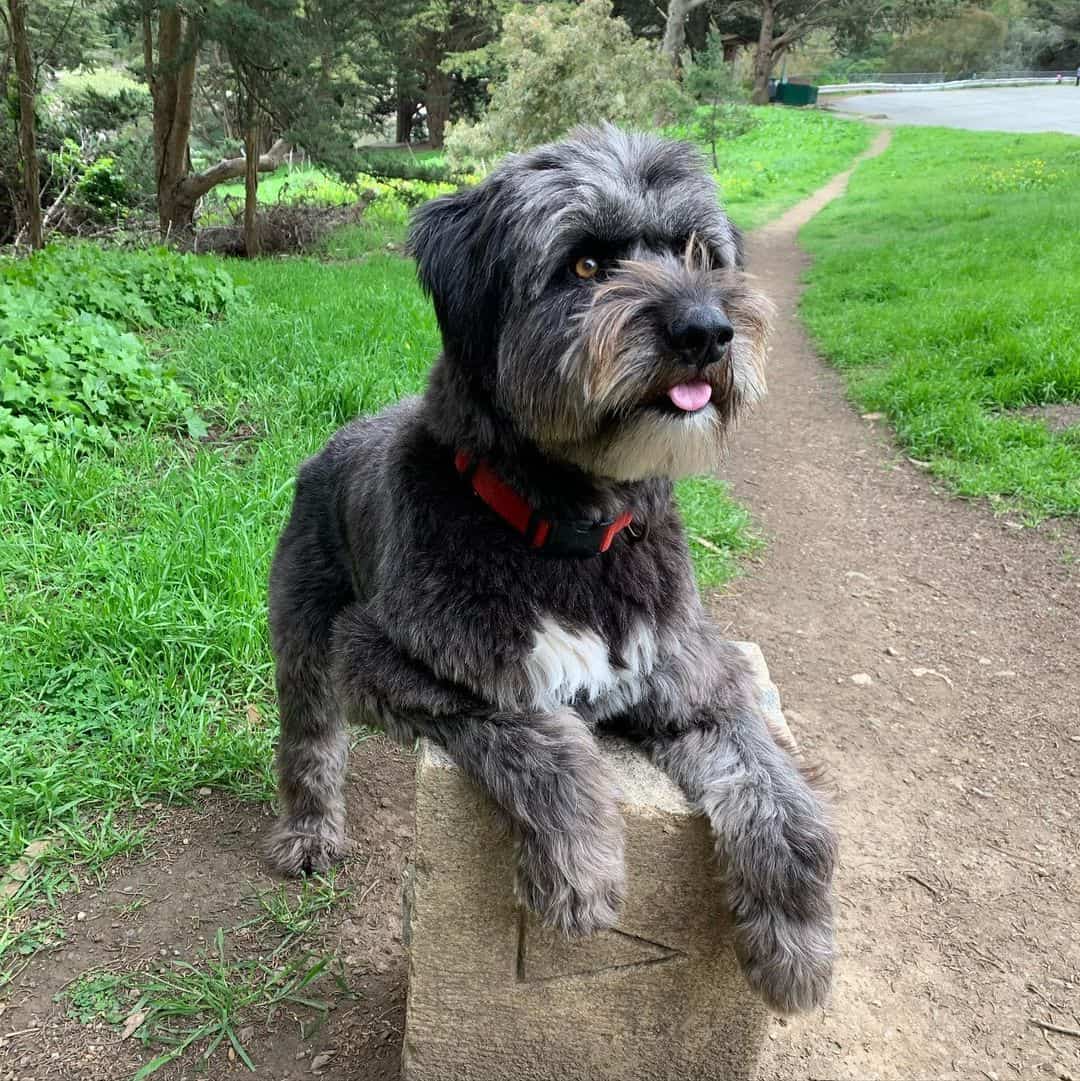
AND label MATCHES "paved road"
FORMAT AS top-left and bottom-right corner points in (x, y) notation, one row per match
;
(828, 84), (1080, 135)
